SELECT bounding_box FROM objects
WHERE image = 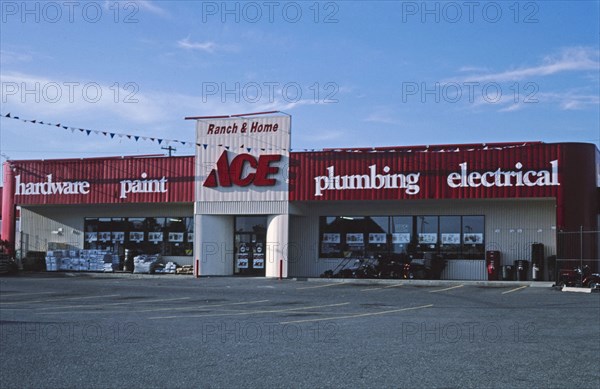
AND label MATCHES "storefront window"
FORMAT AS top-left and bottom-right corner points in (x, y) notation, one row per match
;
(320, 217), (343, 258)
(320, 216), (385, 258)
(319, 215), (485, 260)
(391, 216), (413, 256)
(235, 216), (267, 234)
(417, 216), (439, 254)
(83, 217), (194, 256)
(440, 216), (462, 259)
(462, 216), (485, 259)
(366, 216), (389, 257)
